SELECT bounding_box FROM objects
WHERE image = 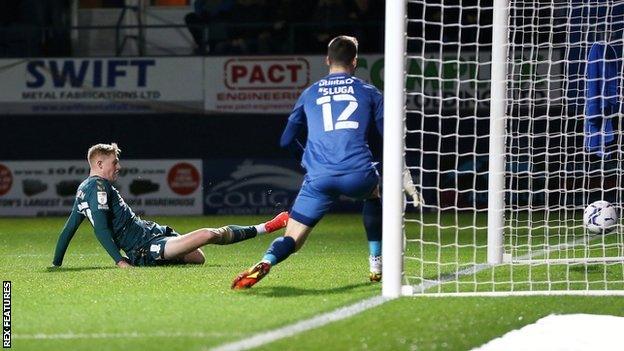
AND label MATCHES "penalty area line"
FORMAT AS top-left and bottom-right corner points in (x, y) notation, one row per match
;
(207, 295), (388, 351)
(208, 255), (499, 351)
(209, 233), (609, 350)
